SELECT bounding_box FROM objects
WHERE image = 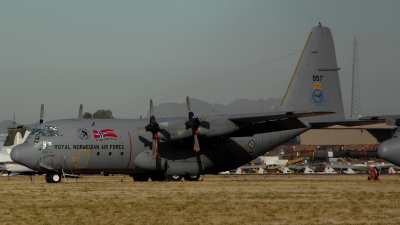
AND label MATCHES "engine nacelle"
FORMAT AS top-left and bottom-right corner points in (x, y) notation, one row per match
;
(133, 150), (166, 171)
(159, 116), (239, 141)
